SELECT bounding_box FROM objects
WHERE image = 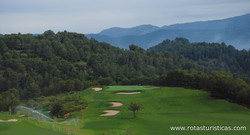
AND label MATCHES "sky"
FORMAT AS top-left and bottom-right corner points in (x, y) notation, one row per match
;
(0, 0), (250, 34)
